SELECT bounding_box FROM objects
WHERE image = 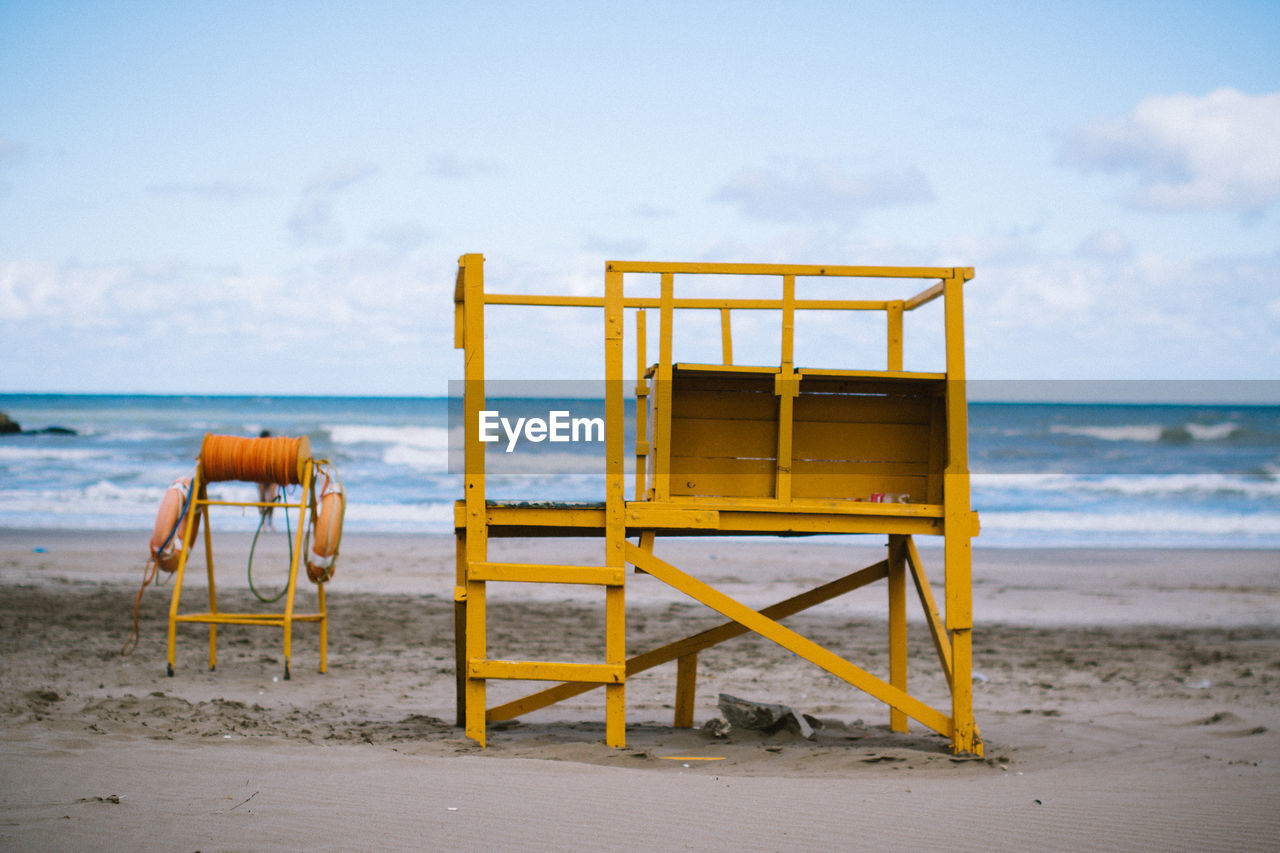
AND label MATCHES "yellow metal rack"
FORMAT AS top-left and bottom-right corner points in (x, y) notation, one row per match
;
(165, 438), (329, 681)
(453, 254), (981, 754)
